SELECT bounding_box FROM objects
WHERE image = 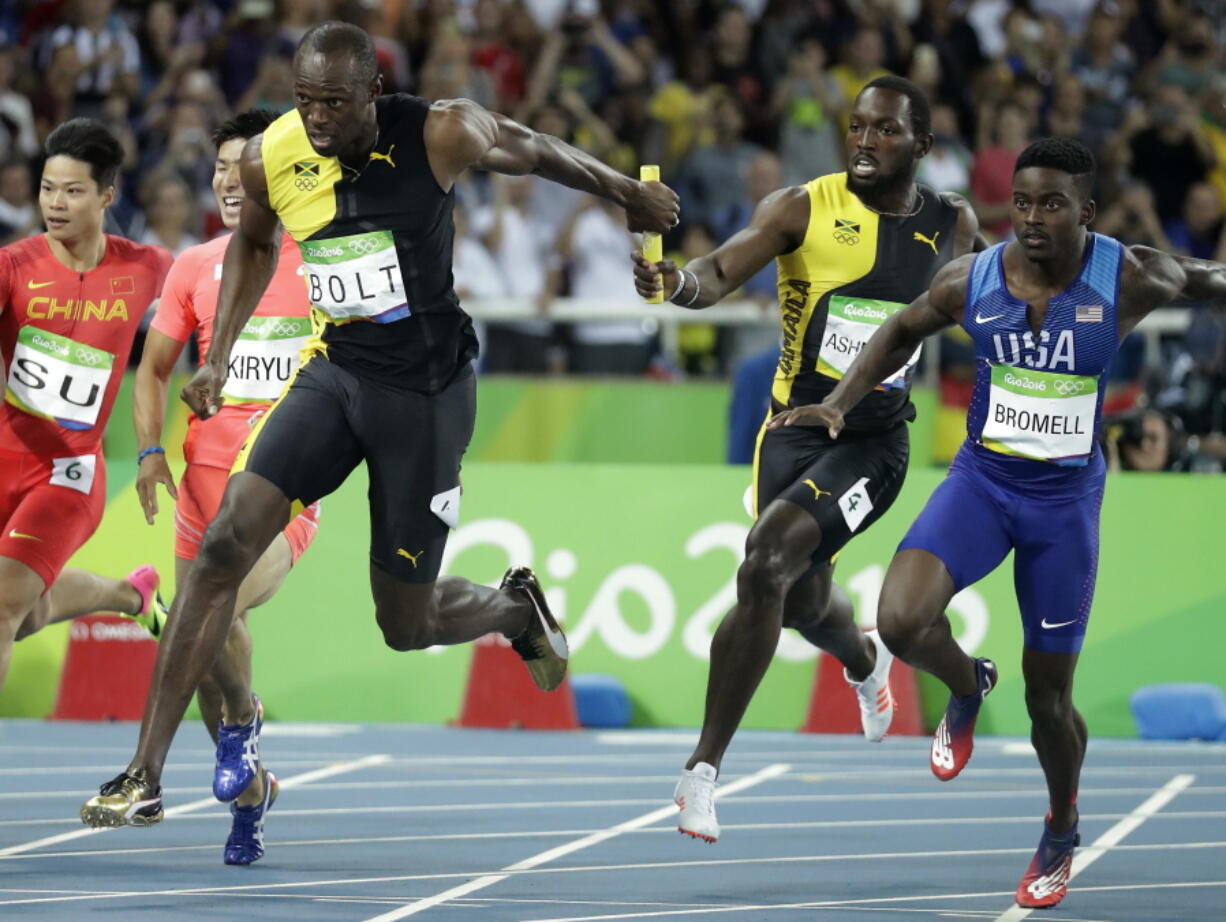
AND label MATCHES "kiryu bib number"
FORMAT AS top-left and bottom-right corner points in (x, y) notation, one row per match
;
(4, 326), (114, 431)
(980, 363), (1098, 463)
(817, 296), (919, 390)
(221, 316), (311, 403)
(300, 230), (410, 324)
